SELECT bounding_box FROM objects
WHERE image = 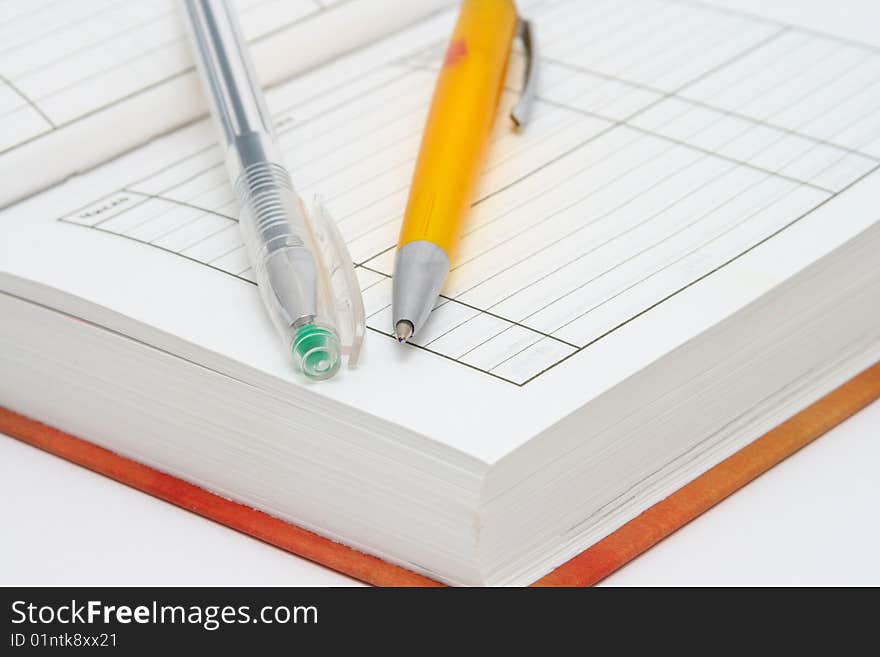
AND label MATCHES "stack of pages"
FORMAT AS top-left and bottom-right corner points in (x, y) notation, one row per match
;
(2, 0), (880, 585)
